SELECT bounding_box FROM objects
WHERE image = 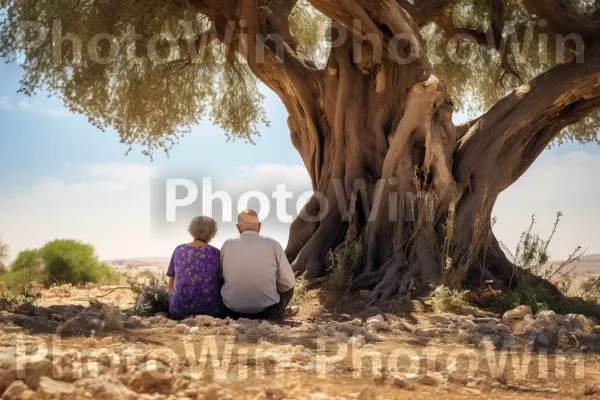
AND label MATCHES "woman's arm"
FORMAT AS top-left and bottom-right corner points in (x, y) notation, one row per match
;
(166, 247), (177, 296)
(168, 277), (174, 296)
